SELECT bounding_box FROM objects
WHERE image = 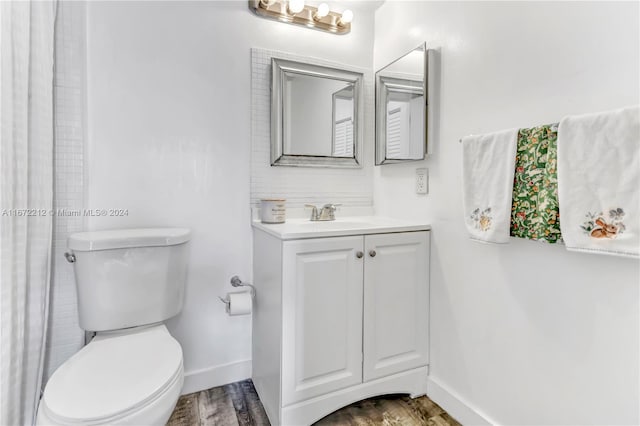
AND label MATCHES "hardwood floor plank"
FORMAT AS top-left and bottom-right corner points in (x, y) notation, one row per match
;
(380, 397), (429, 425)
(240, 379), (271, 425)
(436, 413), (462, 426)
(427, 414), (458, 426)
(167, 393), (199, 426)
(404, 394), (446, 420)
(315, 401), (379, 425)
(224, 379), (270, 426)
(198, 386), (240, 426)
(316, 395), (429, 426)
